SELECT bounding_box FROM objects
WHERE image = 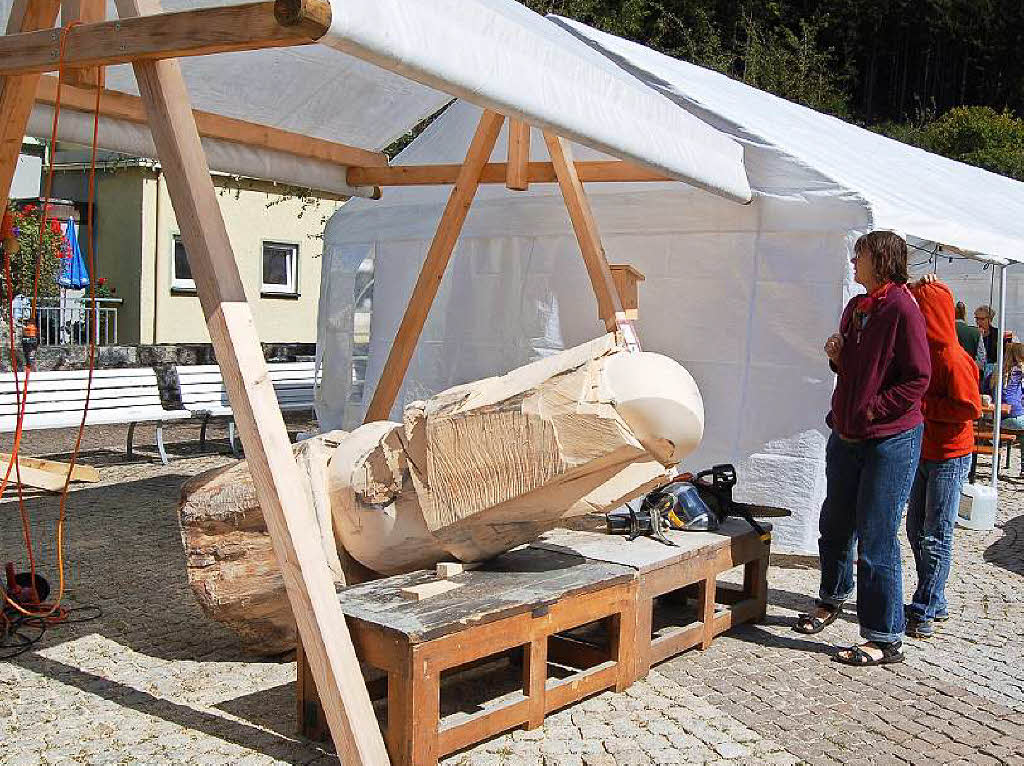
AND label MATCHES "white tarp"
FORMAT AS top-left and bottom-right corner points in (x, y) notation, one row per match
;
(553, 16), (1024, 265)
(3, 0), (751, 203)
(318, 21), (1024, 554)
